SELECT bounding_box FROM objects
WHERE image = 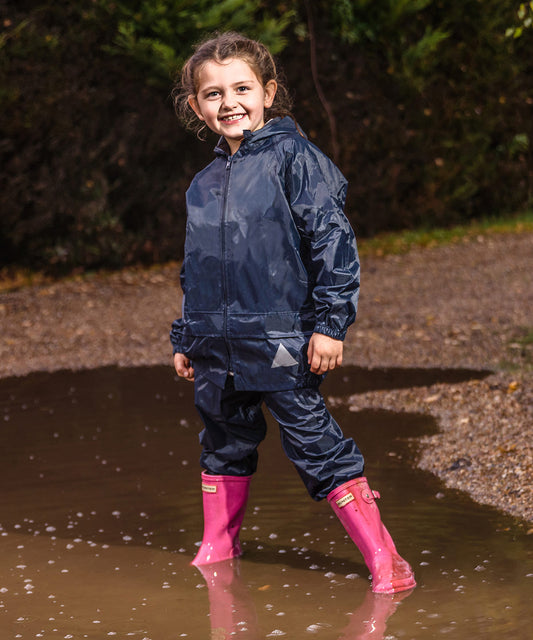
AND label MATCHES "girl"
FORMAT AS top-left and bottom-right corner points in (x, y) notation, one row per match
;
(170, 32), (415, 594)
